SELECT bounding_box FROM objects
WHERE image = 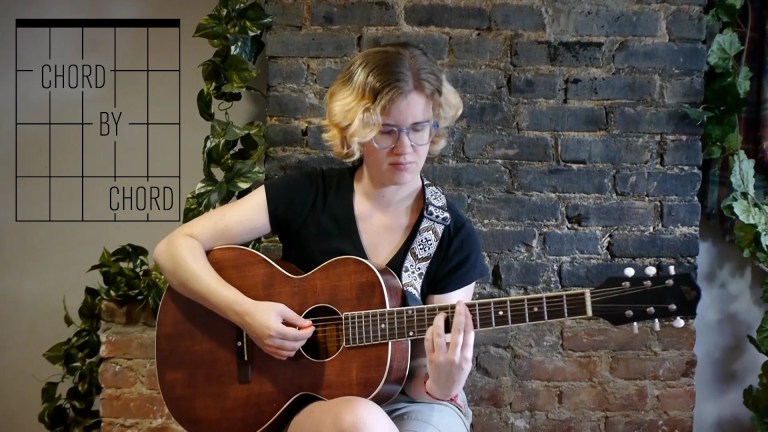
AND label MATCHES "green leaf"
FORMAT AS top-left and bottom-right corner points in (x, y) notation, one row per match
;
(197, 89), (215, 122)
(238, 1), (273, 34)
(200, 58), (224, 86)
(224, 123), (247, 141)
(733, 199), (762, 225)
(224, 55), (258, 90)
(240, 126), (266, 151)
(737, 66), (753, 97)
(183, 195), (204, 223)
(229, 34), (255, 63)
(41, 381), (60, 404)
(684, 107), (711, 123)
(723, 130), (742, 154)
(210, 118), (230, 139)
(731, 151), (756, 195)
(63, 298), (75, 327)
(707, 29), (743, 73)
(193, 14), (226, 41)
(749, 312), (768, 356)
(195, 178), (218, 195)
(704, 74), (747, 118)
(224, 160), (263, 191)
(206, 139), (234, 168)
(43, 340), (67, 366)
(712, 0), (745, 23)
(702, 142), (723, 159)
(761, 278), (768, 304)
